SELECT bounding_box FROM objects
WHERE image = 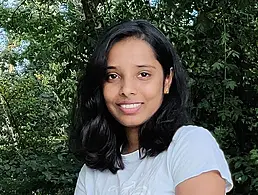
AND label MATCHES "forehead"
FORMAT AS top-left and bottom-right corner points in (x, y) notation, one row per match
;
(107, 38), (158, 68)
